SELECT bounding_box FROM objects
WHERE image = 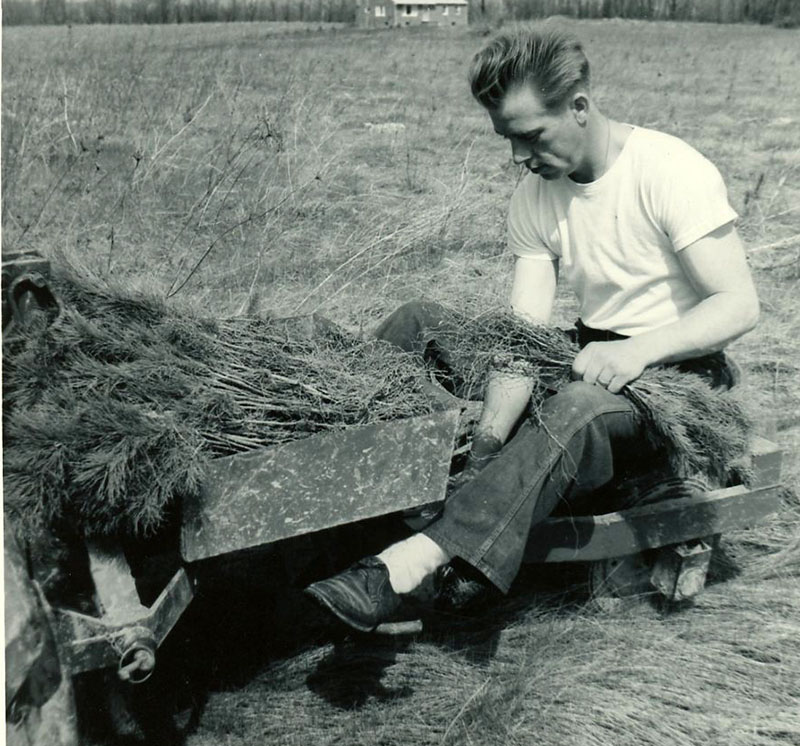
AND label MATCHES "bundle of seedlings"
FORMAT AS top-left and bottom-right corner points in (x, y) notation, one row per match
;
(433, 307), (754, 486)
(3, 270), (753, 548)
(2, 270), (438, 541)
